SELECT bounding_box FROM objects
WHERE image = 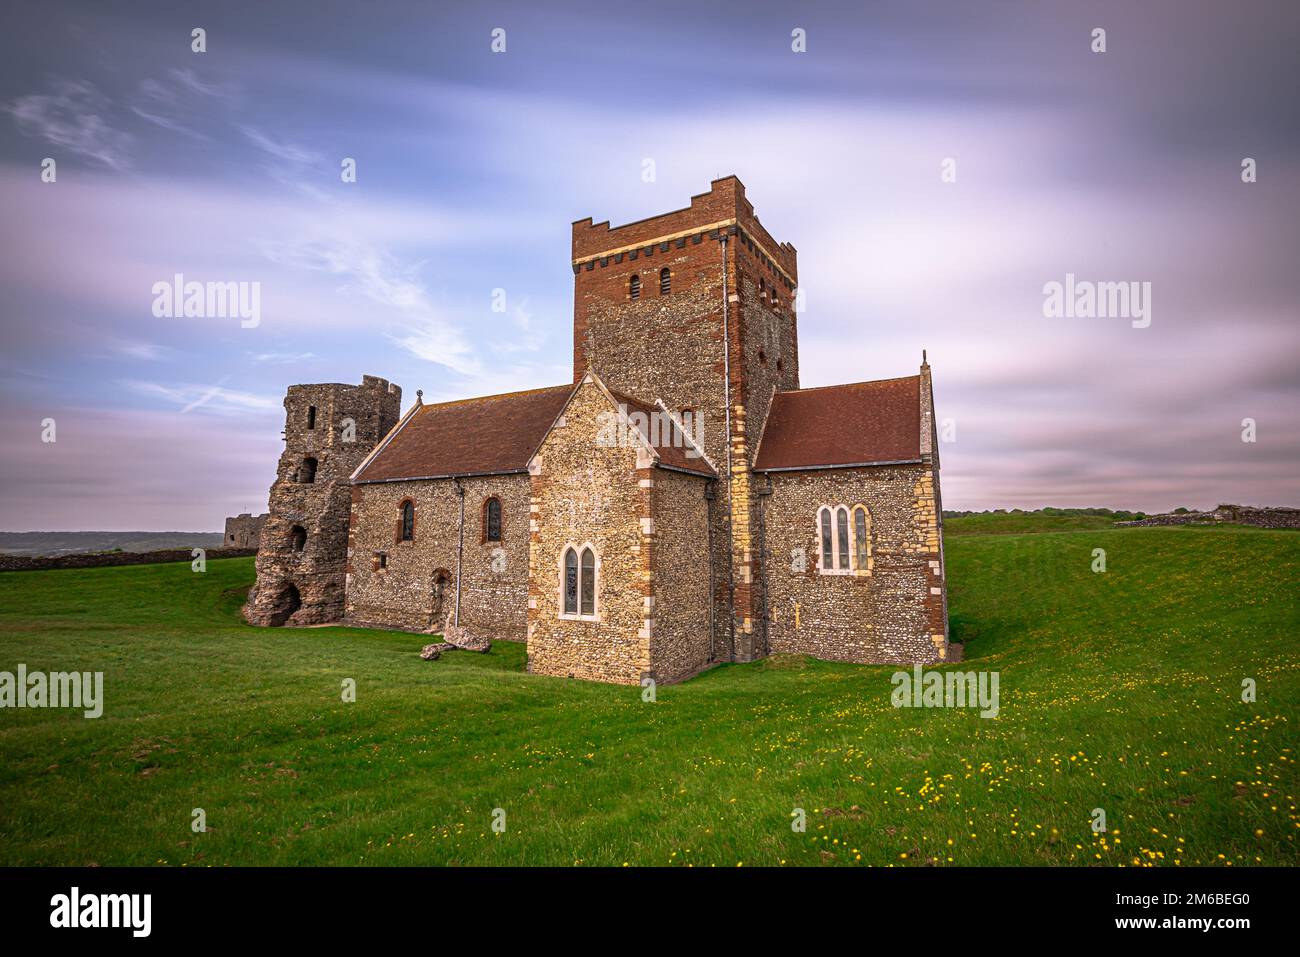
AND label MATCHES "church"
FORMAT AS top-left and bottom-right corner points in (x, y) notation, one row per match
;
(243, 177), (950, 684)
